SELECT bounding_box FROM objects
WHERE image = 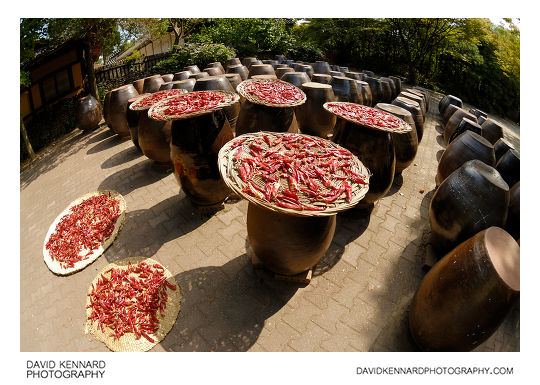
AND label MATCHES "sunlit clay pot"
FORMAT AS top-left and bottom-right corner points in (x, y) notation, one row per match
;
(312, 61), (331, 74)
(311, 74), (332, 84)
(142, 75), (164, 93)
(439, 94), (462, 116)
(189, 72), (210, 80)
(275, 67), (294, 79)
(399, 91), (426, 117)
(223, 73), (242, 90)
(496, 148), (520, 188)
(375, 103), (418, 175)
(436, 131), (495, 185)
(429, 159), (509, 257)
(481, 118), (505, 145)
(226, 58), (241, 68)
(109, 84), (139, 137)
(494, 138), (515, 163)
(447, 117), (482, 144)
(161, 74), (174, 82)
(379, 79), (393, 103)
(409, 227), (519, 351)
(363, 76), (383, 106)
(204, 67), (223, 76)
(281, 72), (311, 88)
(184, 65), (201, 74)
(172, 71), (191, 81)
(388, 76), (401, 95)
(330, 76), (359, 103)
(126, 93), (150, 150)
(329, 70), (344, 78)
(103, 90), (112, 128)
(443, 108), (478, 144)
(379, 77), (397, 100)
(226, 64), (249, 80)
(392, 97), (424, 142)
(206, 62), (225, 74)
(441, 104), (461, 128)
(171, 79), (196, 92)
(296, 64), (314, 79)
(76, 94), (102, 131)
(356, 81), (372, 106)
(295, 82), (337, 138)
